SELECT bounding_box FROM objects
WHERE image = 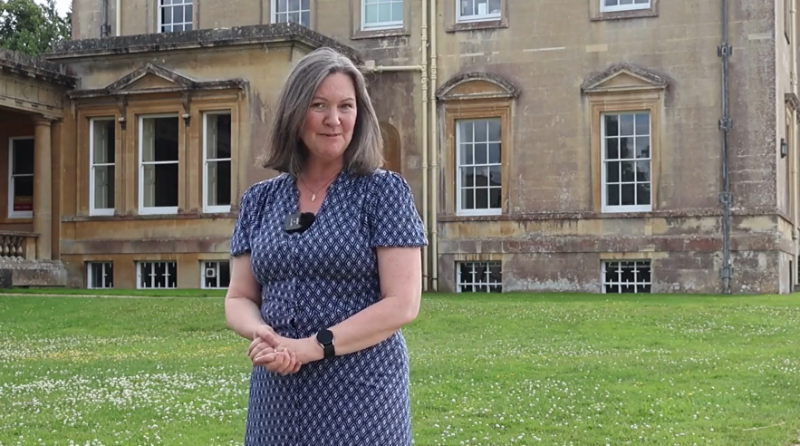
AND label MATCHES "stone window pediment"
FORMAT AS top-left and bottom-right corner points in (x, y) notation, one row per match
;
(436, 72), (520, 102)
(581, 63), (668, 95)
(68, 63), (247, 99)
